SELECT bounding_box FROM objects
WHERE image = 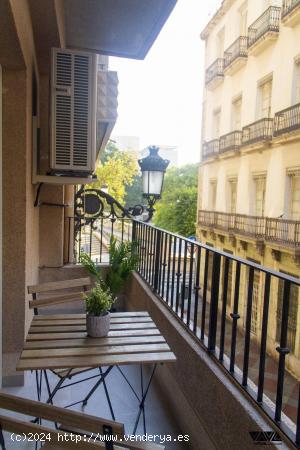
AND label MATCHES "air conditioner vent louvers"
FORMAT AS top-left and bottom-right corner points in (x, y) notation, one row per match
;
(51, 48), (96, 174)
